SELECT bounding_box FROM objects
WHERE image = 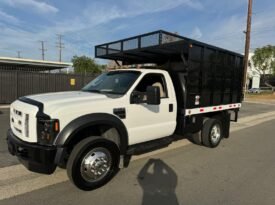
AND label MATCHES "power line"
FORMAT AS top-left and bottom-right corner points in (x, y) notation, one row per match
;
(208, 25), (274, 42)
(56, 34), (64, 62)
(39, 40), (47, 60)
(251, 27), (275, 35)
(211, 27), (275, 42)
